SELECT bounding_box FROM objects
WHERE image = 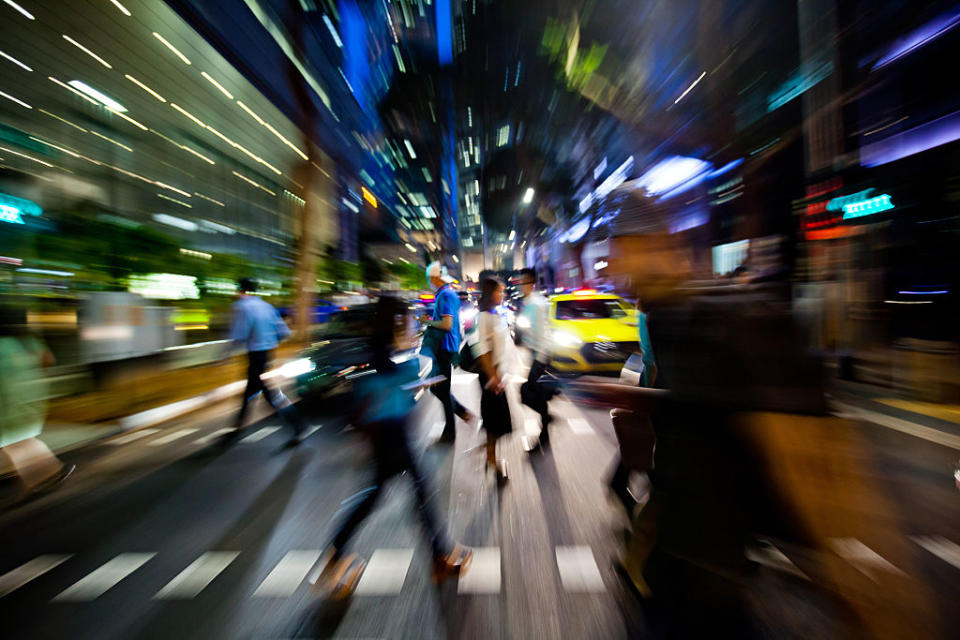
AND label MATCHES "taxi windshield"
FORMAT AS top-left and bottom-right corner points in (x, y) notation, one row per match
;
(555, 299), (628, 320)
